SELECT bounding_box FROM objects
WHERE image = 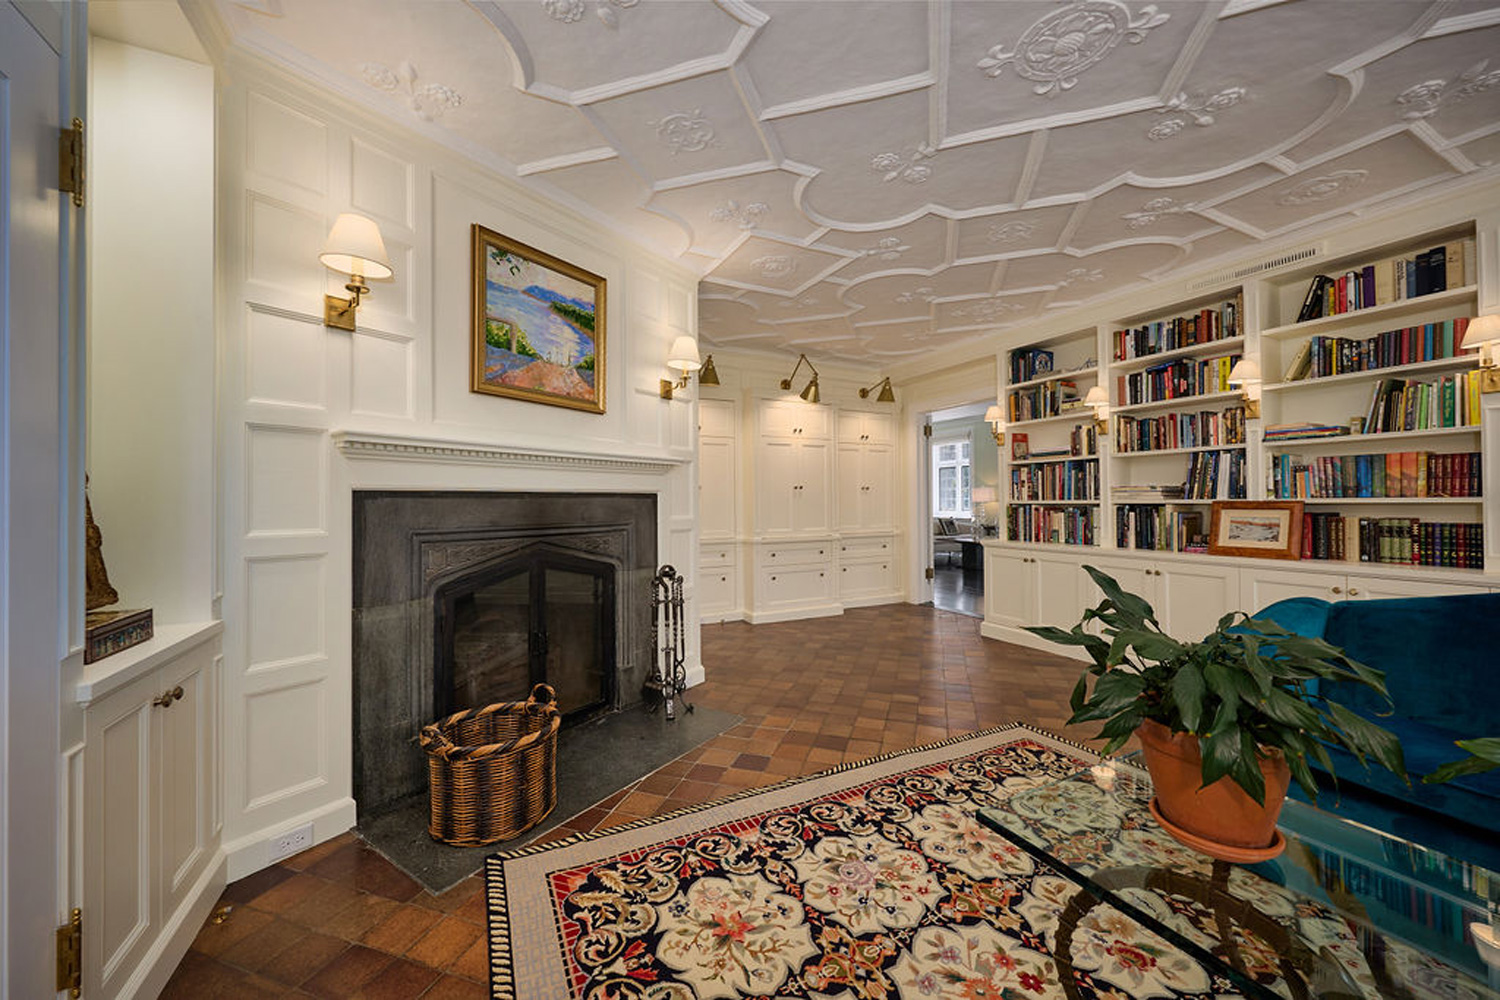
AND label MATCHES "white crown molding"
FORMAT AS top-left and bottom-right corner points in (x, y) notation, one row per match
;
(332, 431), (685, 475)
